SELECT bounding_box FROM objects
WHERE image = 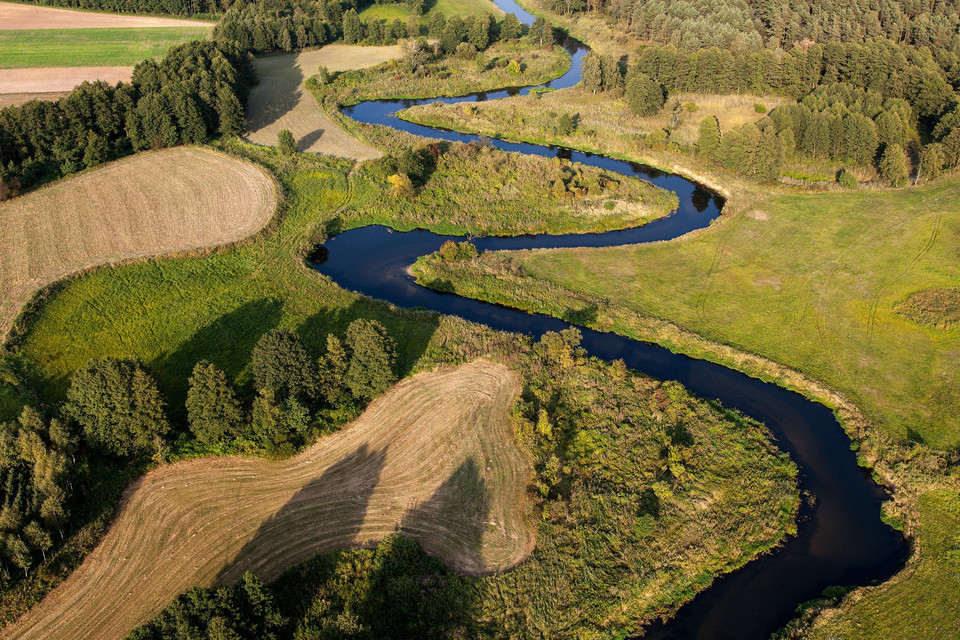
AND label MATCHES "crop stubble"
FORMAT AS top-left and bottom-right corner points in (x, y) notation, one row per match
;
(4, 360), (533, 640)
(0, 147), (277, 340)
(245, 45), (402, 160)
